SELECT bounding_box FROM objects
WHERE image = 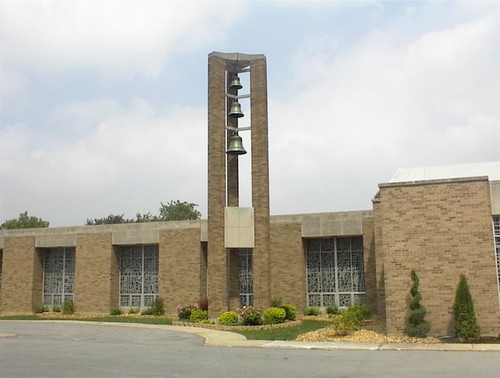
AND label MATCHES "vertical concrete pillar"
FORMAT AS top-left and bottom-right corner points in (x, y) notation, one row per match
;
(250, 58), (271, 308)
(207, 54), (228, 316)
